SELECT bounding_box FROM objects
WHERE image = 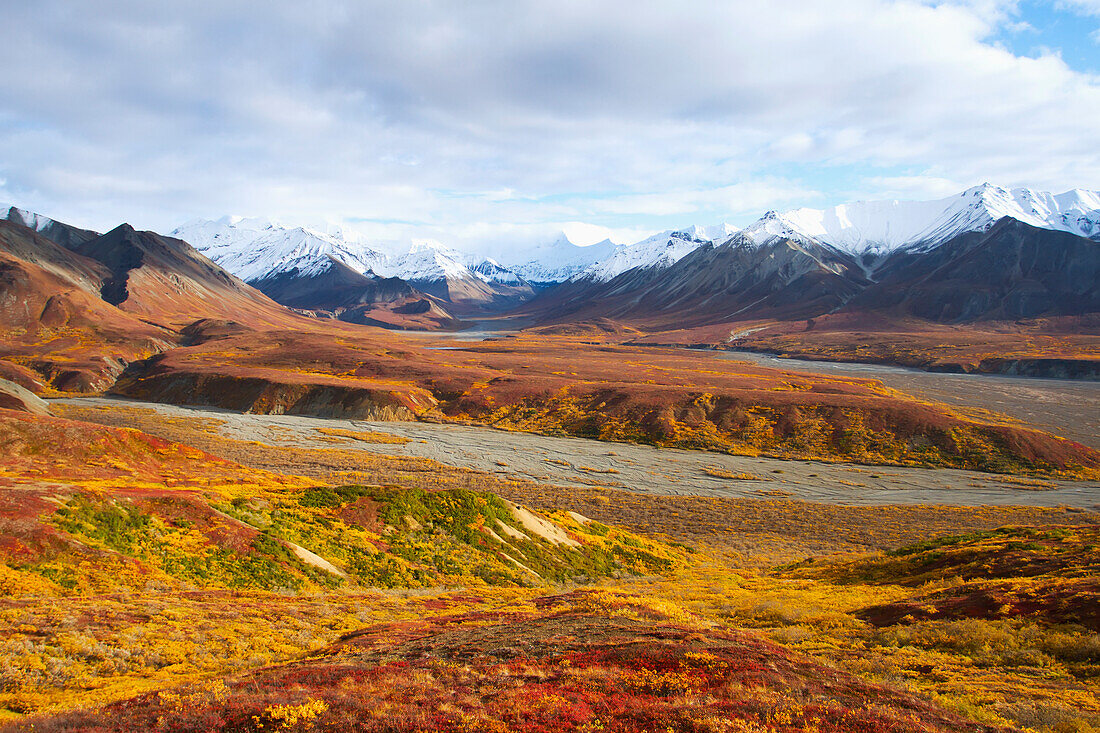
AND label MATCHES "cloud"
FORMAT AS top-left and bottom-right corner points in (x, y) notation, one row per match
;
(581, 181), (822, 218)
(1054, 0), (1100, 16)
(0, 0), (1098, 244)
(861, 175), (971, 199)
(1003, 20), (1036, 33)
